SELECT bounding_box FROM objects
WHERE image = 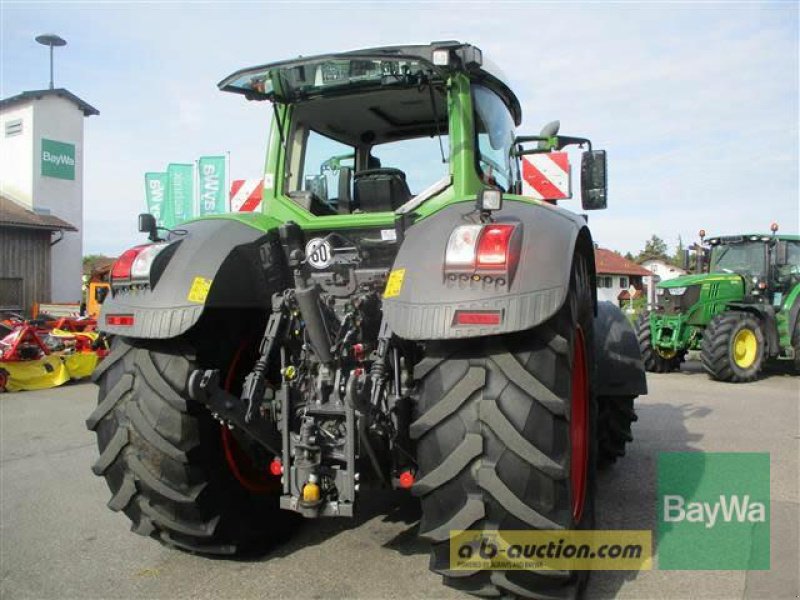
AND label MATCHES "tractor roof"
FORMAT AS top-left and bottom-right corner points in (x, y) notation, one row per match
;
(707, 234), (800, 244)
(218, 41), (522, 125)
